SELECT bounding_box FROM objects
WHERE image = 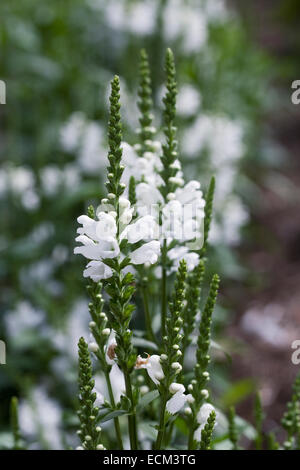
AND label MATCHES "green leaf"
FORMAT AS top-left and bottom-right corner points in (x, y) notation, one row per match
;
(132, 337), (158, 351)
(221, 379), (255, 408)
(137, 390), (159, 411)
(99, 409), (129, 423)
